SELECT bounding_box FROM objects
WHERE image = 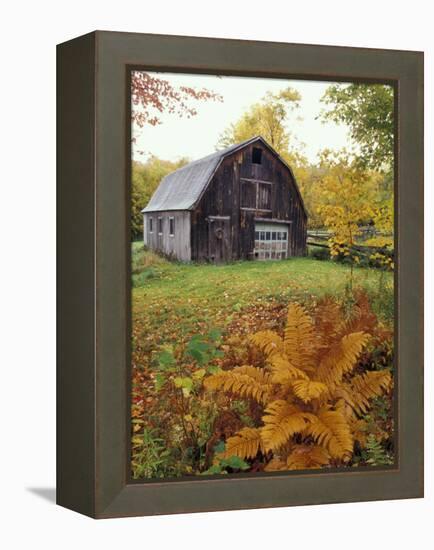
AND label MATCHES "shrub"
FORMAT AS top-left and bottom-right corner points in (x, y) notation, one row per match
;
(131, 330), (224, 478)
(204, 294), (393, 471)
(131, 427), (172, 479)
(308, 245), (330, 261)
